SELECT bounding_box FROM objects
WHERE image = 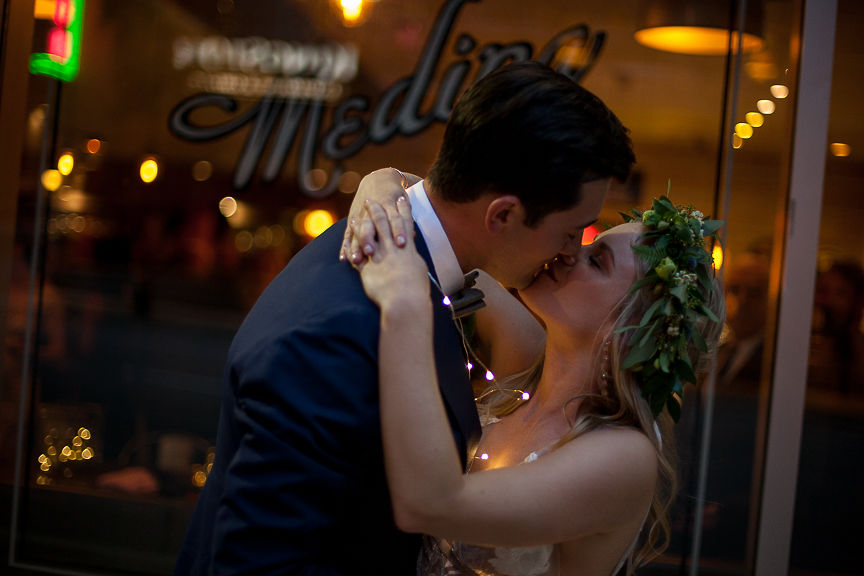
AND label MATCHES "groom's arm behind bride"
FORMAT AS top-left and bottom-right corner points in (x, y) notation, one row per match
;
(173, 218), (434, 574)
